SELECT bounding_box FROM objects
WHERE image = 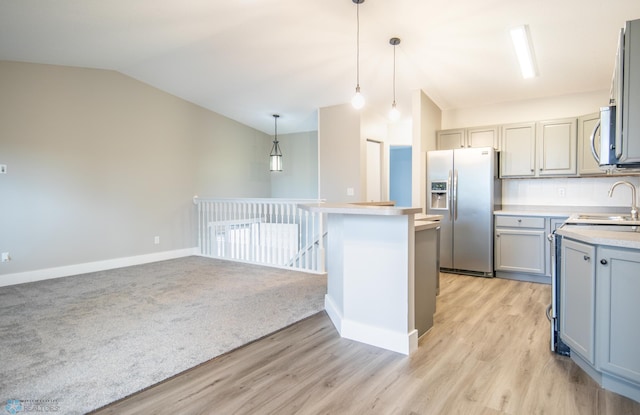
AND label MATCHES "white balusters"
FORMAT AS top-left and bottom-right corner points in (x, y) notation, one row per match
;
(193, 198), (325, 273)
